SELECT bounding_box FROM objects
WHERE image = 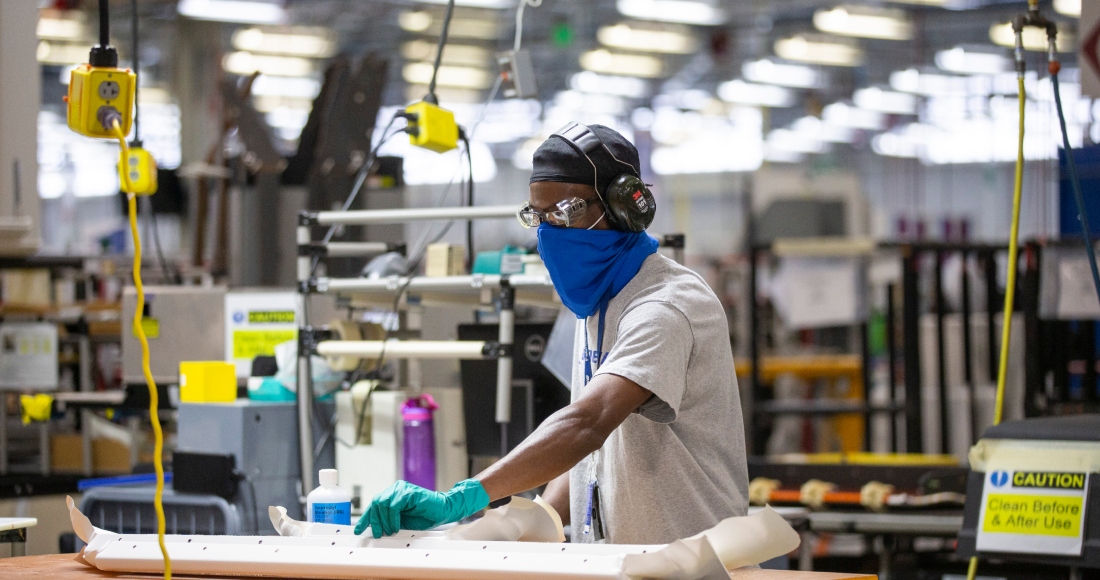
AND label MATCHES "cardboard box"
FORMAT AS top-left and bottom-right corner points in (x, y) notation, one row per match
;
(50, 434), (132, 475)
